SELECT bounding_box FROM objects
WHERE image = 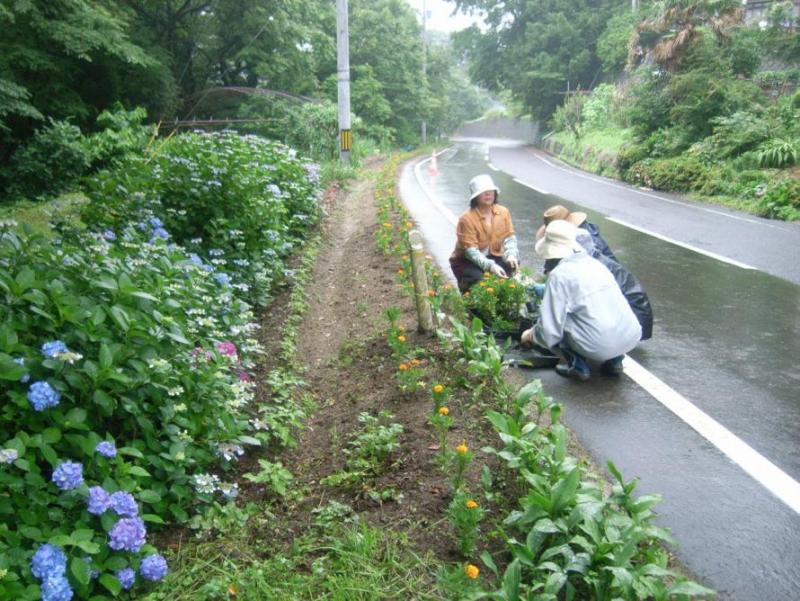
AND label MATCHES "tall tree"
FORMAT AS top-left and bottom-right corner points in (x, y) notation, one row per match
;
(452, 0), (620, 120)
